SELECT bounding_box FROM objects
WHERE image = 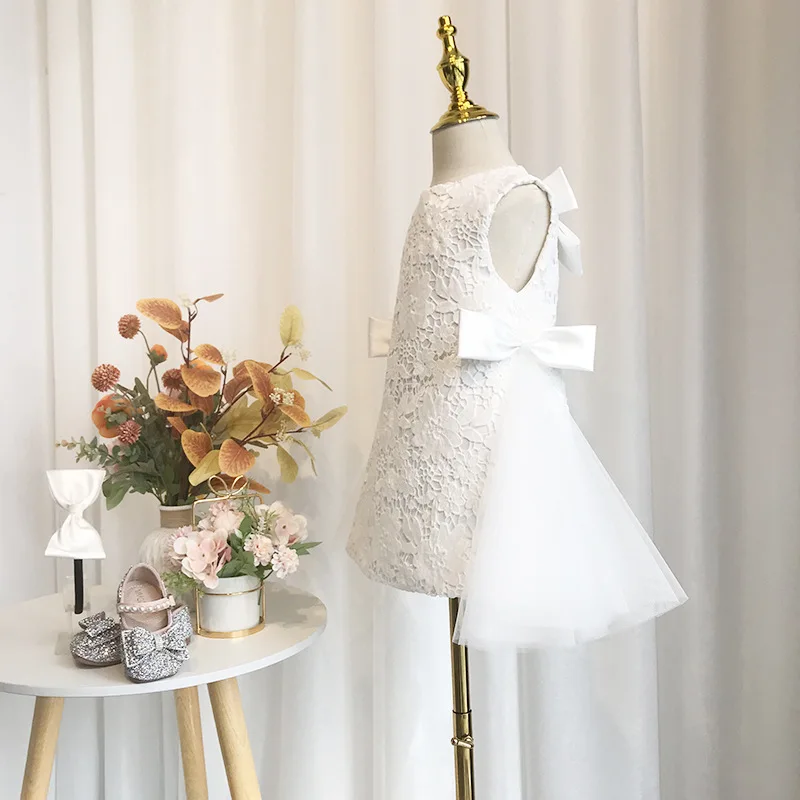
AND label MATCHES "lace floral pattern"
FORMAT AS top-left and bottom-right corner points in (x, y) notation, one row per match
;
(348, 166), (563, 596)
